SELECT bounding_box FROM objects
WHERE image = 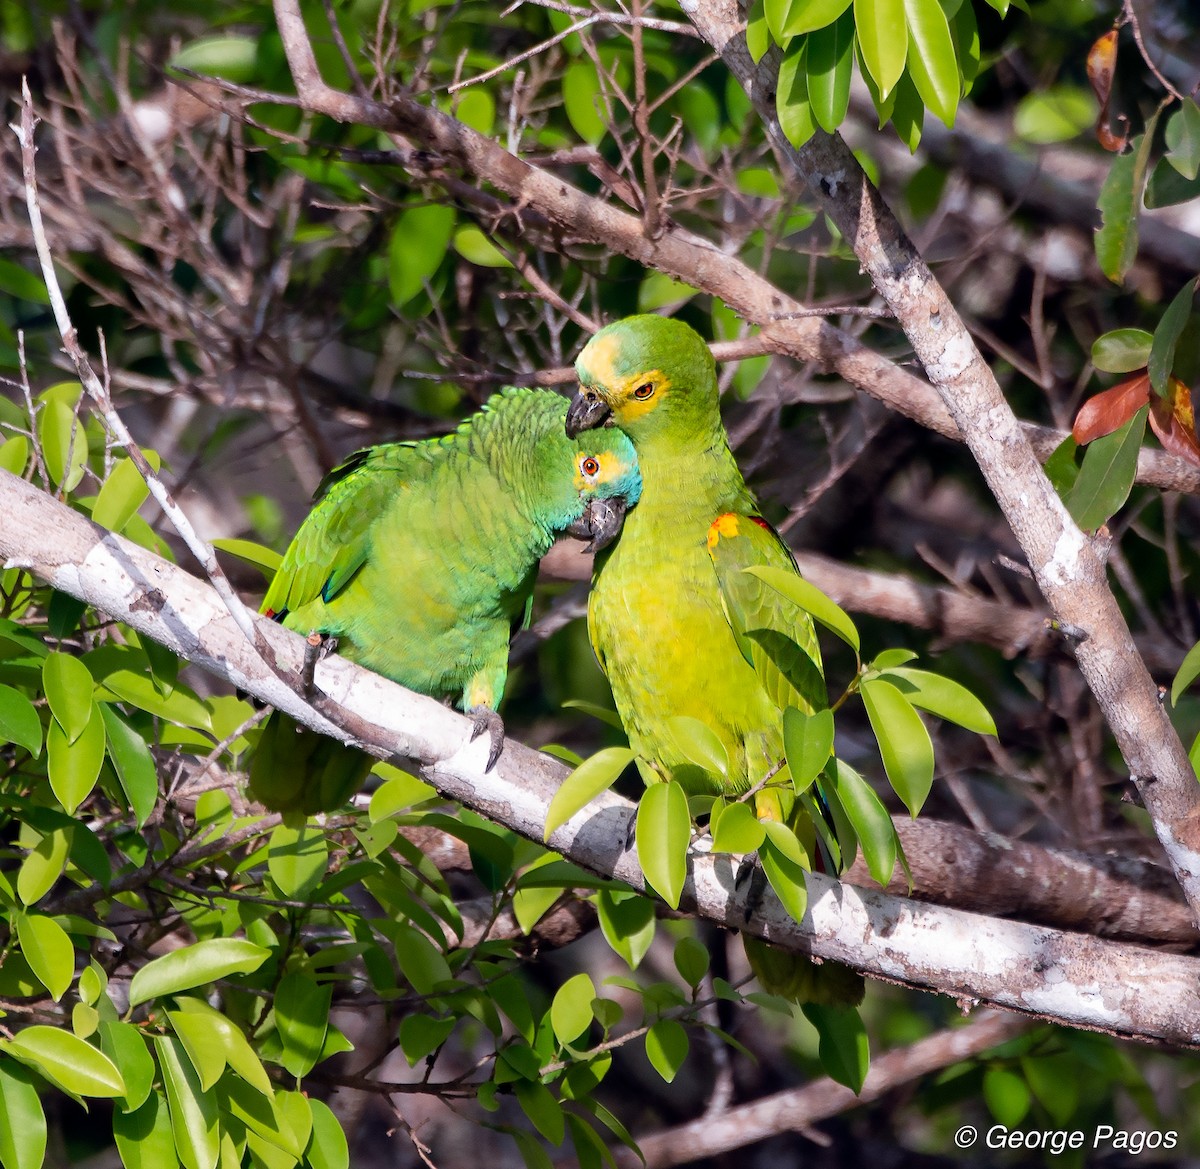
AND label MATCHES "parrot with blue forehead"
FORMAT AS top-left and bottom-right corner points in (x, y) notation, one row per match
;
(566, 314), (862, 1005)
(249, 386), (642, 816)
